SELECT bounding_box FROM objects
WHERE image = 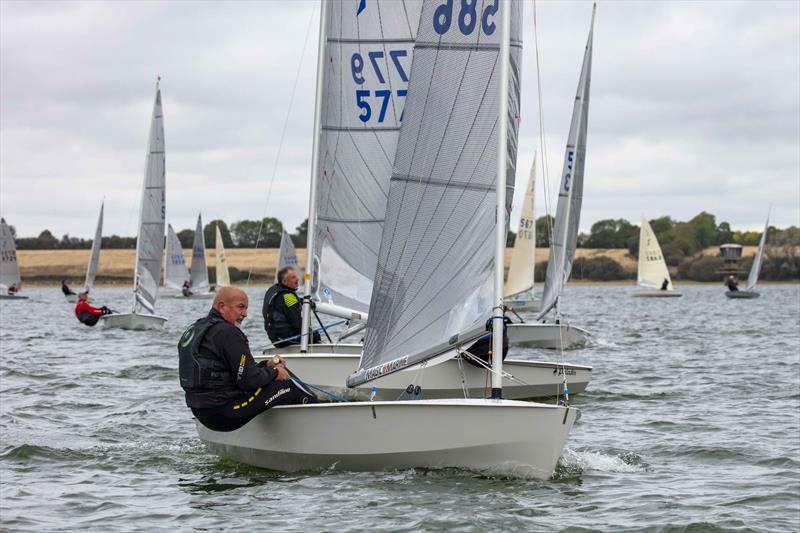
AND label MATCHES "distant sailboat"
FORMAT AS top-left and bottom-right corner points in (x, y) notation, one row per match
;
(506, 7), (595, 350)
(214, 223), (230, 287)
(65, 202), (104, 303)
(164, 215), (213, 298)
(276, 229), (303, 280)
(164, 224), (189, 293)
(632, 216), (682, 297)
(727, 212), (769, 299)
(0, 217), (28, 300)
(189, 214), (212, 296)
(102, 81), (167, 330)
(504, 155), (540, 312)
